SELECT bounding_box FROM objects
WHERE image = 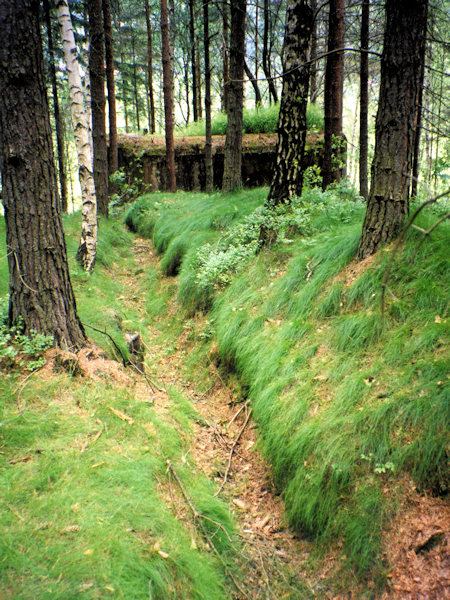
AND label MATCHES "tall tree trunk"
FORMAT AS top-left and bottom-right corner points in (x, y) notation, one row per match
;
(359, 0), (369, 201)
(82, 3), (93, 152)
(160, 0), (176, 191)
(102, 0), (118, 174)
(222, 0), (246, 192)
(184, 60), (191, 125)
(0, 0), (86, 348)
(254, 0), (259, 81)
(357, 0), (429, 259)
(43, 0), (68, 213)
(203, 0), (213, 192)
(263, 0), (278, 104)
(221, 4), (230, 113)
(264, 0), (314, 211)
(309, 0), (317, 103)
(56, 0), (97, 271)
(322, 0), (345, 189)
(196, 38), (202, 119)
(189, 0), (198, 121)
(131, 34), (140, 132)
(87, 0), (108, 216)
(145, 0), (156, 134)
(244, 60), (262, 105)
